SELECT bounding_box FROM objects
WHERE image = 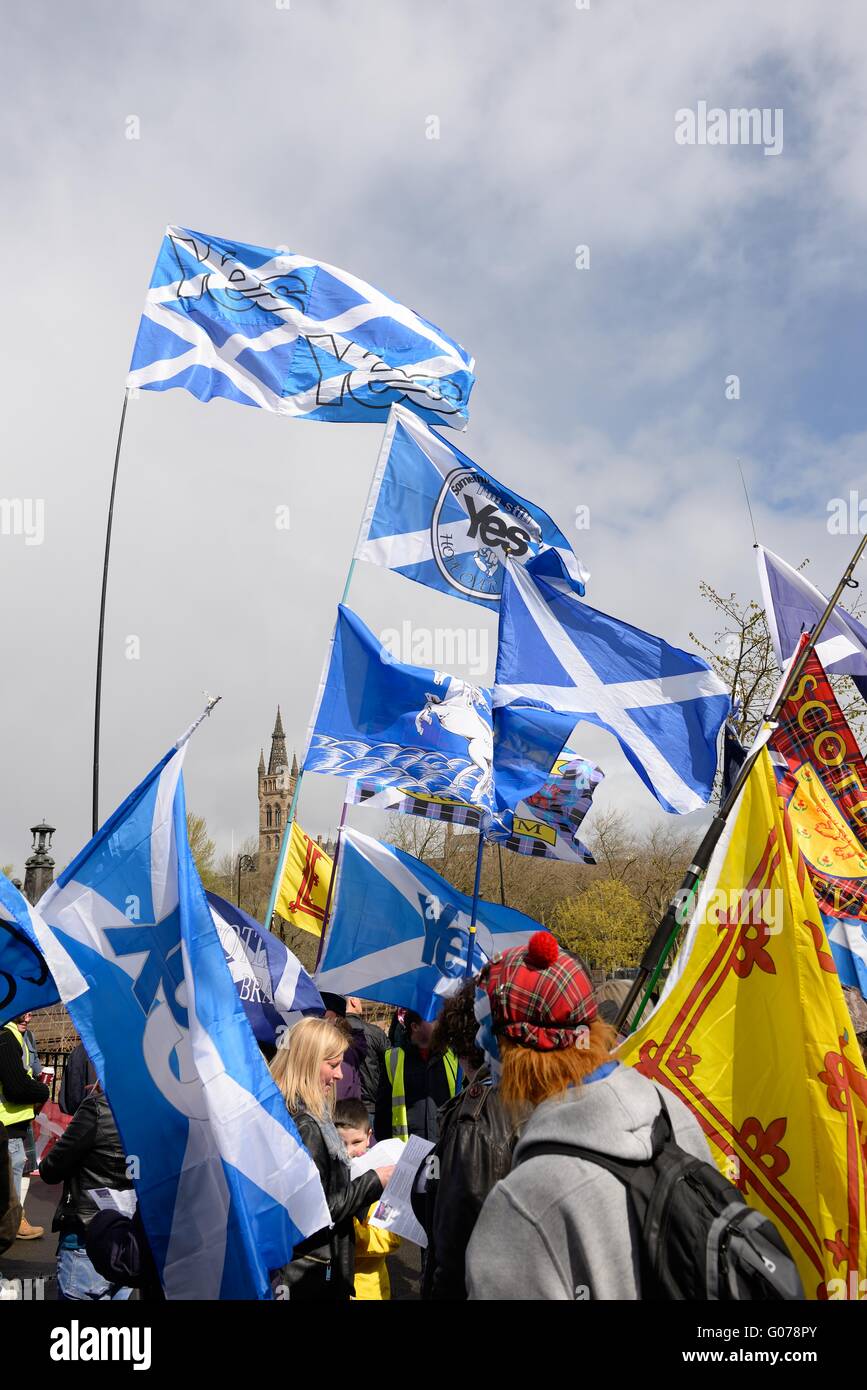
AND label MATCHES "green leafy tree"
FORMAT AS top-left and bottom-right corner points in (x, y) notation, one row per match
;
(549, 879), (649, 976)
